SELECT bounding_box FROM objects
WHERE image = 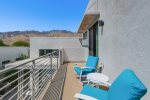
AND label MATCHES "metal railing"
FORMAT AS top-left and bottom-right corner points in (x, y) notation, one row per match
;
(0, 50), (60, 100)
